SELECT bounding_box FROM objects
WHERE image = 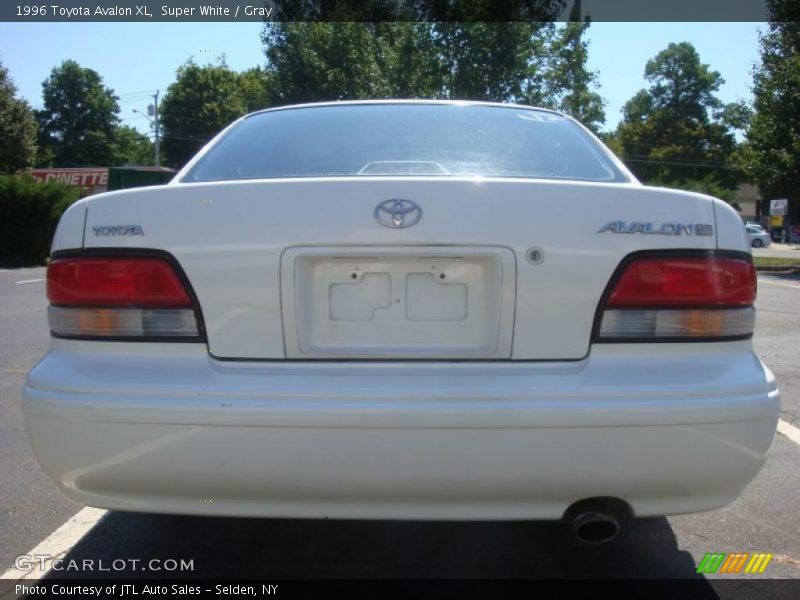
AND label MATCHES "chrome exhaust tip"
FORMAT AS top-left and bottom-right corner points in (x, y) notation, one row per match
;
(564, 498), (630, 544)
(571, 510), (621, 544)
